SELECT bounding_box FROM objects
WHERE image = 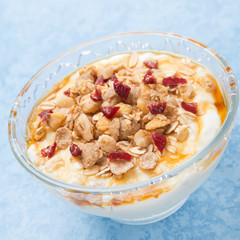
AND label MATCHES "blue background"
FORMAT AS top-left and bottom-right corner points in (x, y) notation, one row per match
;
(1, 0), (240, 239)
